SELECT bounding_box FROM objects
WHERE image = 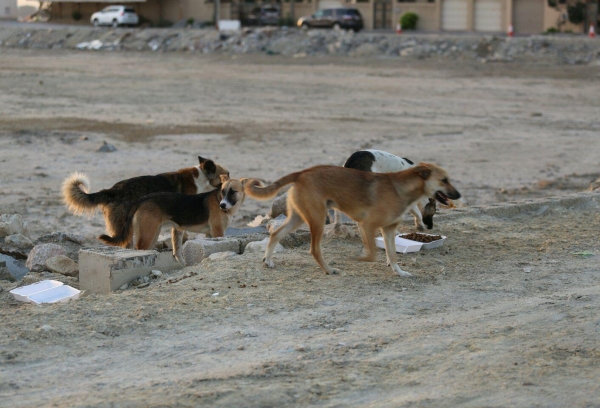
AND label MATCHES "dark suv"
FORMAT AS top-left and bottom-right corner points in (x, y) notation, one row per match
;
(297, 8), (363, 32)
(245, 5), (281, 26)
